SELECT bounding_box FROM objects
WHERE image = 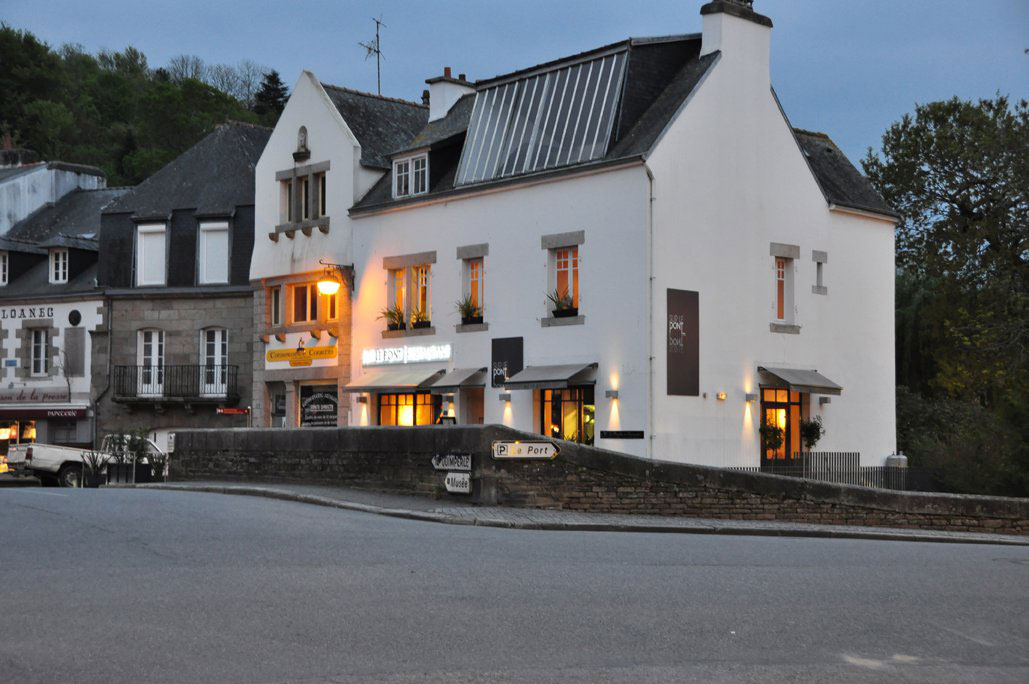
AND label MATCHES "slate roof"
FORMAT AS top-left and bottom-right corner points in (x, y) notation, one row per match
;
(320, 84), (429, 170)
(793, 130), (896, 217)
(0, 259), (99, 298)
(104, 122), (270, 217)
(353, 35), (713, 212)
(6, 187), (129, 248)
